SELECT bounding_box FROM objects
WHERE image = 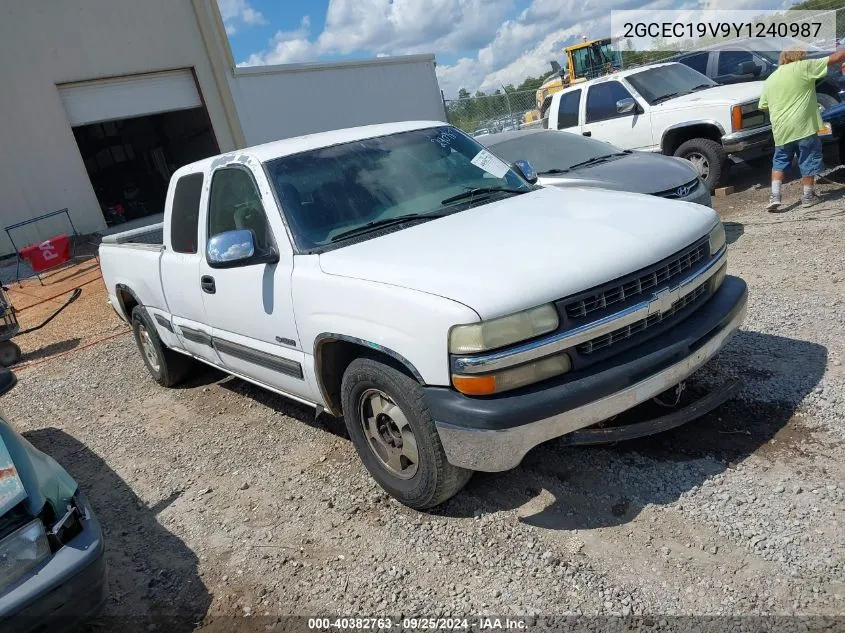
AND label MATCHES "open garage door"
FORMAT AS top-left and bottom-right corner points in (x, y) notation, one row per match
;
(59, 69), (218, 227)
(59, 69), (202, 126)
